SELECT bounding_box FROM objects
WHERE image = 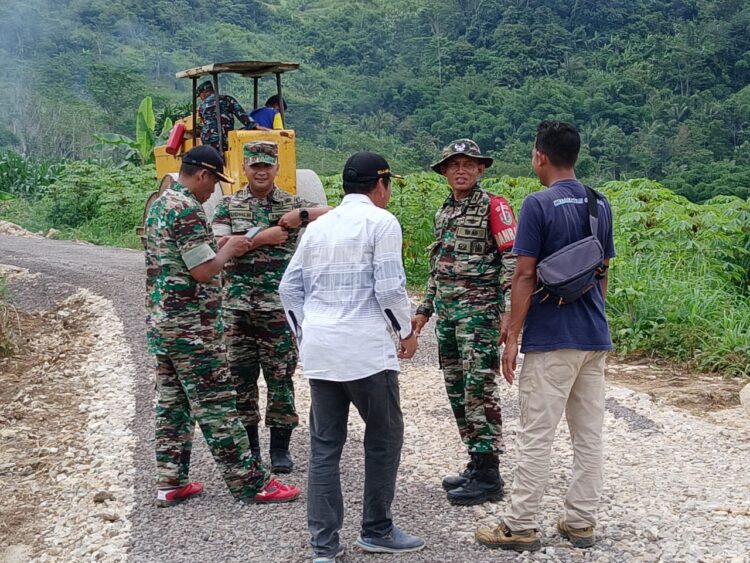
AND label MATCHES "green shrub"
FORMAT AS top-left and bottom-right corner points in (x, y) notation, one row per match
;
(0, 159), (157, 248)
(40, 162), (157, 246)
(0, 149), (63, 200)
